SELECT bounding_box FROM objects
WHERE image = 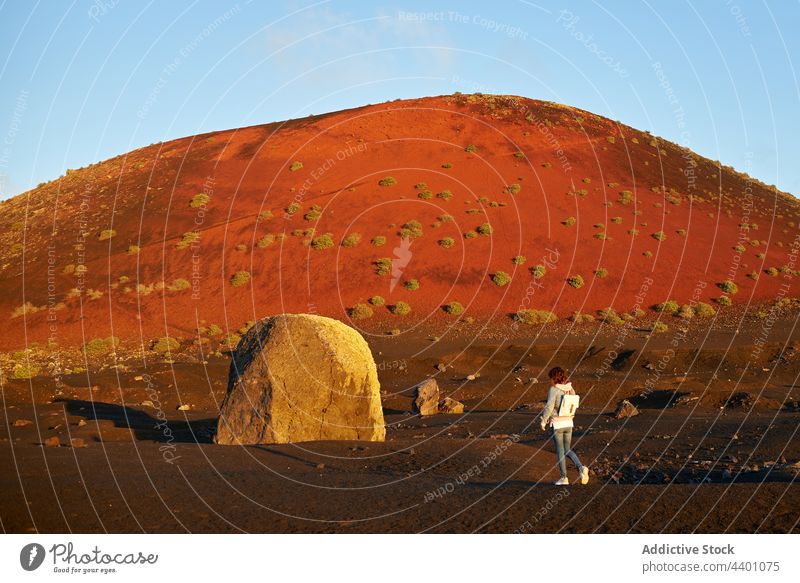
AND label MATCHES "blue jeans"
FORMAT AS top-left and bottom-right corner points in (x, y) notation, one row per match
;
(552, 427), (583, 479)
